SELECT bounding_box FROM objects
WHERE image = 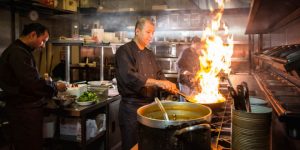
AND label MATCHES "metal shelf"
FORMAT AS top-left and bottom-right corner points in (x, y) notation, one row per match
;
(0, 0), (77, 15)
